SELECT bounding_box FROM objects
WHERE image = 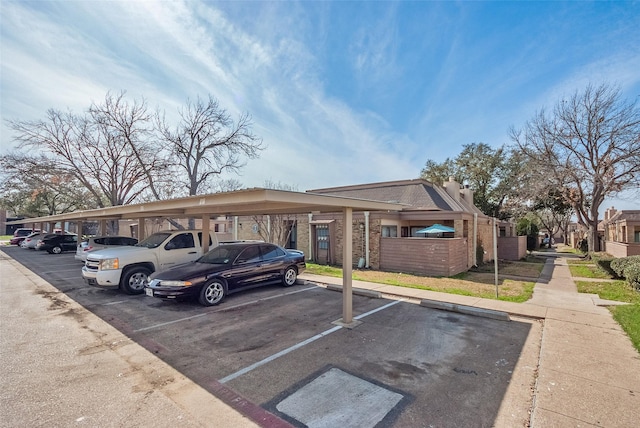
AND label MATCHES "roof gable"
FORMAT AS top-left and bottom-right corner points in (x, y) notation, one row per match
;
(308, 179), (475, 213)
